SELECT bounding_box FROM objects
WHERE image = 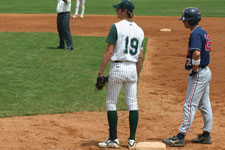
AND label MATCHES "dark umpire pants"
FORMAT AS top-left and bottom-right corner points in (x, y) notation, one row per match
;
(57, 12), (73, 49)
